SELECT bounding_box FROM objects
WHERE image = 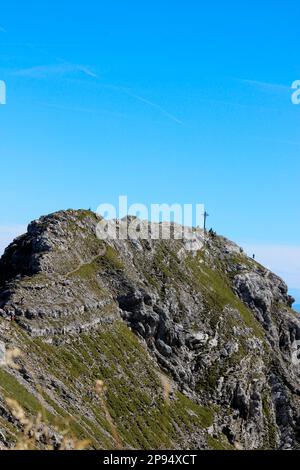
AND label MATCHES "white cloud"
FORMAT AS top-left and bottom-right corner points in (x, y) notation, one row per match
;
(0, 225), (27, 256)
(13, 63), (97, 79)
